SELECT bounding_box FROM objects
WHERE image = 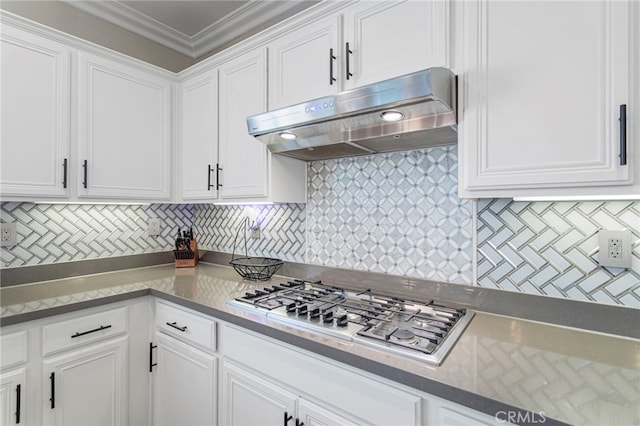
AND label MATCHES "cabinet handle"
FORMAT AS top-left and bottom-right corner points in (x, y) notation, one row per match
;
(619, 104), (627, 165)
(49, 372), (55, 409)
(207, 164), (214, 190)
(295, 419), (304, 426)
(62, 158), (68, 189)
(329, 48), (337, 85)
(70, 324), (111, 338)
(166, 321), (187, 332)
(284, 412), (293, 426)
(82, 159), (88, 189)
(216, 163), (223, 190)
(15, 384), (21, 424)
(149, 342), (157, 372)
(345, 42), (353, 80)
